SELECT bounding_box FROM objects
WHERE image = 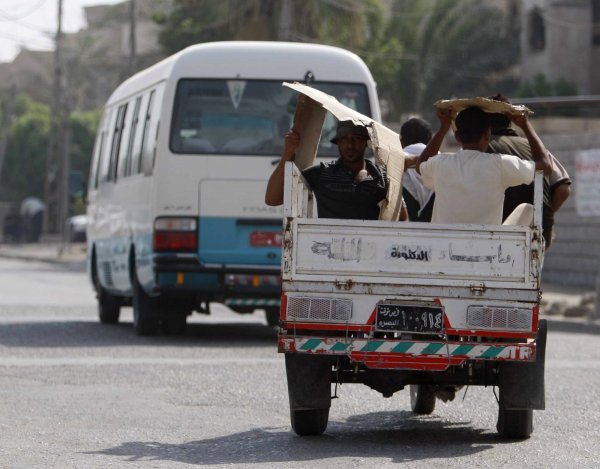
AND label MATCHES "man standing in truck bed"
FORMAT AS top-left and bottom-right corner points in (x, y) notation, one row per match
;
(405, 106), (551, 225)
(265, 120), (402, 220)
(486, 93), (571, 247)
